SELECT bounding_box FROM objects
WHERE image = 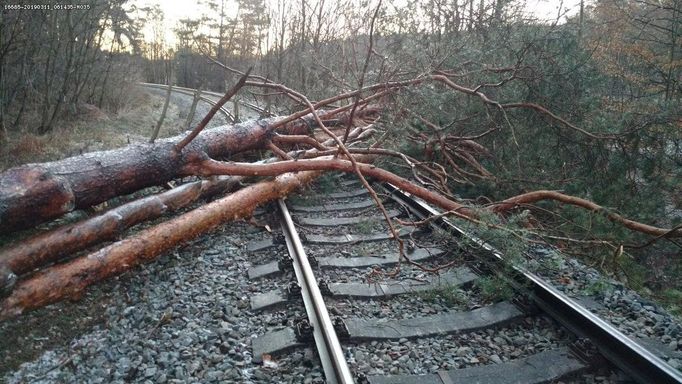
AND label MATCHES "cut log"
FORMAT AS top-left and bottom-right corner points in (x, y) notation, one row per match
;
(0, 176), (242, 278)
(0, 167), (335, 319)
